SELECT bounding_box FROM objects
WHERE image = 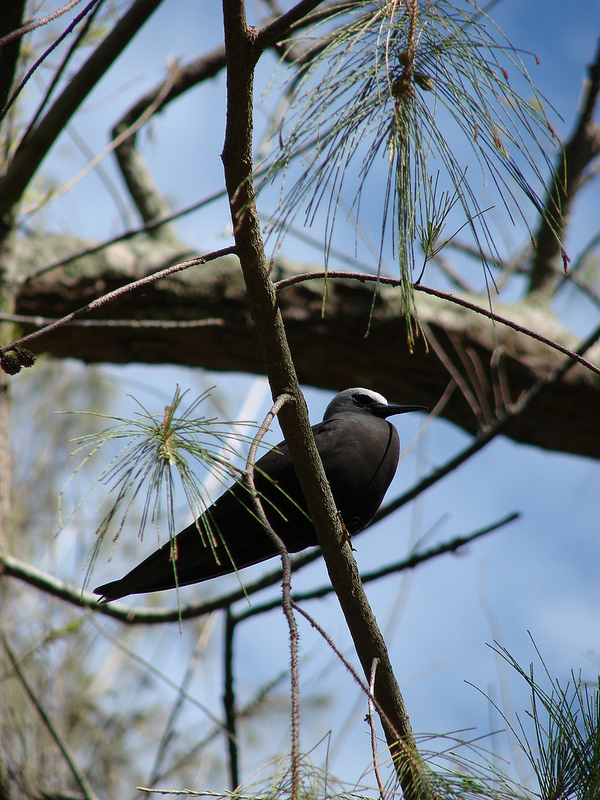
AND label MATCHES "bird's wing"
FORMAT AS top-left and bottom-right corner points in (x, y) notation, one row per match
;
(94, 437), (314, 602)
(93, 413), (399, 603)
